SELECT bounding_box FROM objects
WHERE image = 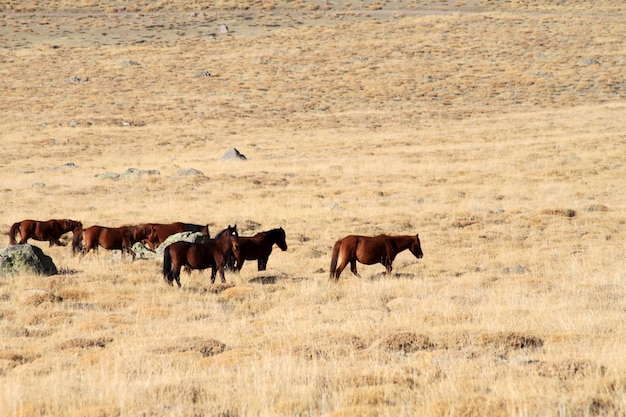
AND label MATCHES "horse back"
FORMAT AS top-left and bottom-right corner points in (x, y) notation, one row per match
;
(85, 226), (124, 250)
(351, 235), (391, 265)
(150, 222), (186, 243)
(169, 241), (216, 270)
(182, 223), (210, 235)
(237, 236), (264, 260)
